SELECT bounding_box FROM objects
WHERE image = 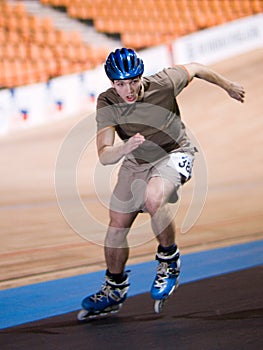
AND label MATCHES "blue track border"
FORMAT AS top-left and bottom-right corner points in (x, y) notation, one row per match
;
(1, 240), (263, 329)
